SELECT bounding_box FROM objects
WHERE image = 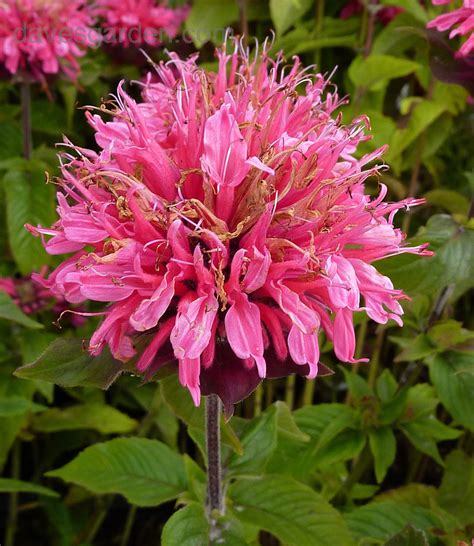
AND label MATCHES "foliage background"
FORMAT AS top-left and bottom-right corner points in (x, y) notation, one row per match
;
(0, 0), (473, 545)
